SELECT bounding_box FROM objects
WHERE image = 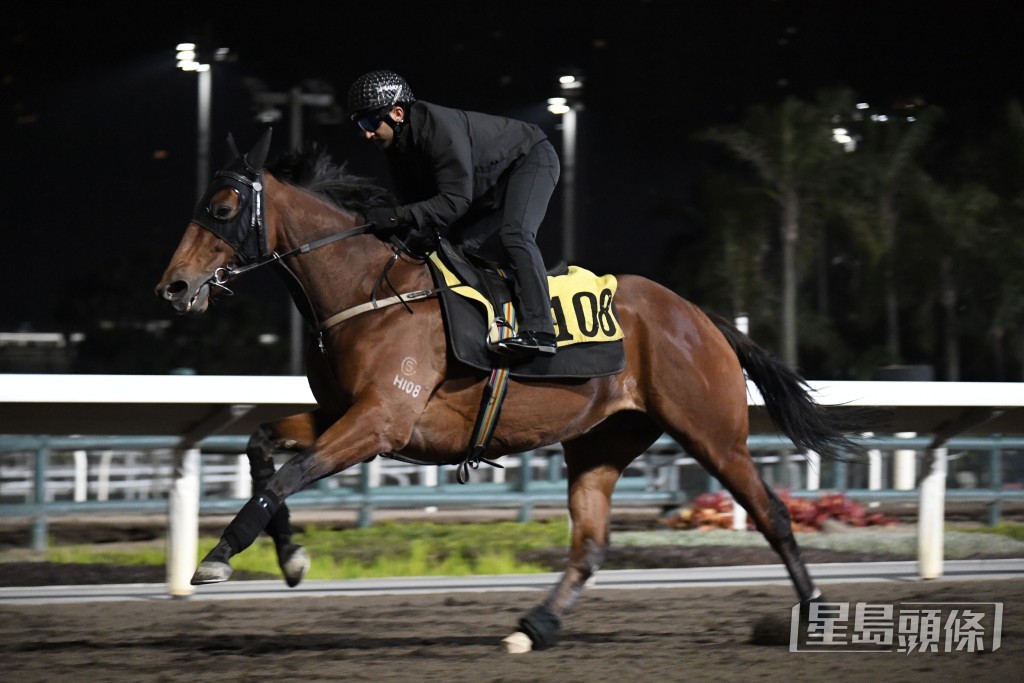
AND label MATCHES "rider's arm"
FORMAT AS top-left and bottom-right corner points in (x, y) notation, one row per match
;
(400, 106), (473, 233)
